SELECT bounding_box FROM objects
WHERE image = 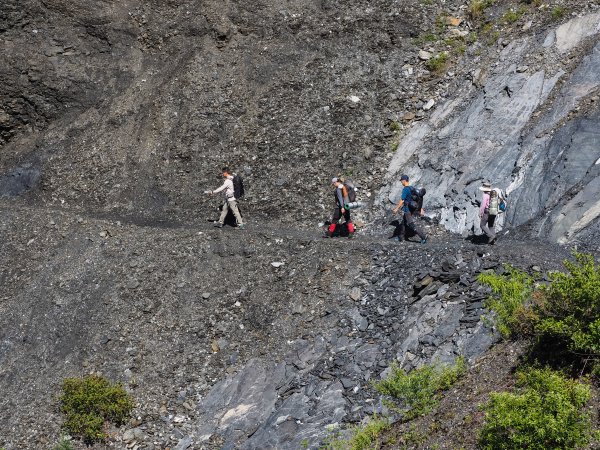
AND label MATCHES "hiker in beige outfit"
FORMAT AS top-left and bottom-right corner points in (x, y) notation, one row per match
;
(208, 167), (244, 229)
